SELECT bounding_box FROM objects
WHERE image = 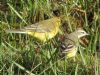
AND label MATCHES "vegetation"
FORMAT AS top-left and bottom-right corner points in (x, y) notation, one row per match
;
(0, 0), (100, 75)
